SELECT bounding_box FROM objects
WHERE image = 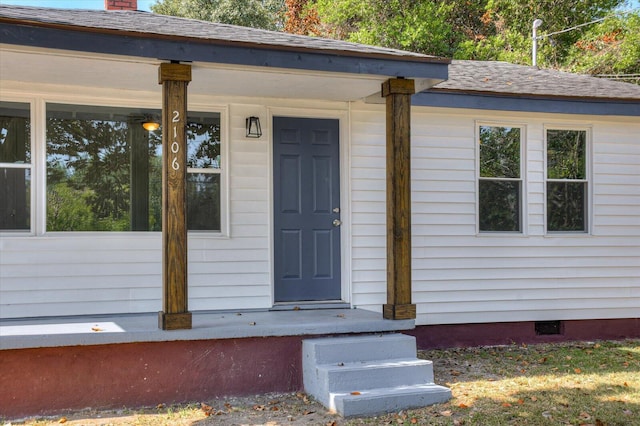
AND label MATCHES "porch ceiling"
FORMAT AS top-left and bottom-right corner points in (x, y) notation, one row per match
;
(0, 46), (404, 102)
